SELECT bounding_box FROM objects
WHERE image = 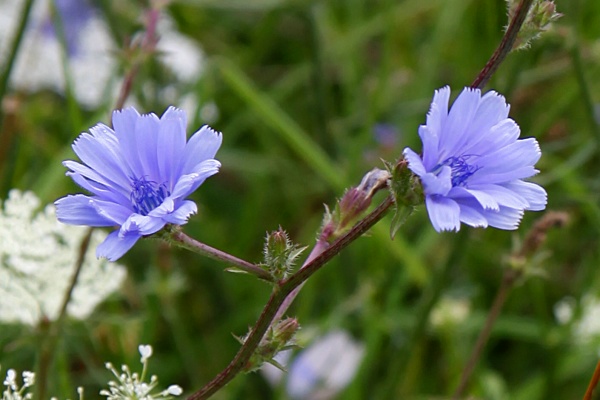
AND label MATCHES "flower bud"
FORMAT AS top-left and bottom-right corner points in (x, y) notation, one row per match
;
(262, 228), (307, 281)
(244, 318), (301, 372)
